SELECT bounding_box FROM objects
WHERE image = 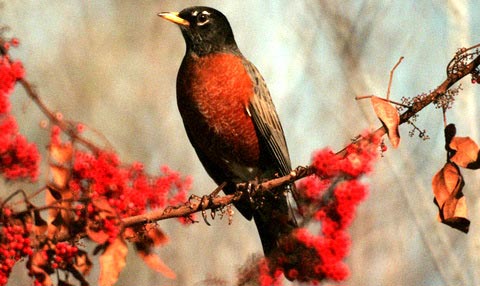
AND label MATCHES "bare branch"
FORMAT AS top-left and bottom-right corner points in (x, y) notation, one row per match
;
(386, 56), (404, 100)
(12, 44), (480, 246)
